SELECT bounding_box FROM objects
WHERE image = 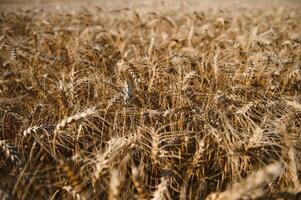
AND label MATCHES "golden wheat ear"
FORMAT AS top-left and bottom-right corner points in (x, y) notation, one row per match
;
(151, 177), (171, 200)
(0, 188), (11, 200)
(108, 169), (122, 200)
(52, 107), (97, 158)
(58, 159), (91, 200)
(0, 140), (22, 167)
(187, 138), (205, 177)
(22, 124), (55, 138)
(107, 80), (132, 108)
(206, 162), (283, 200)
(63, 186), (87, 200)
(126, 63), (143, 91)
(131, 167), (148, 200)
(93, 134), (137, 187)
